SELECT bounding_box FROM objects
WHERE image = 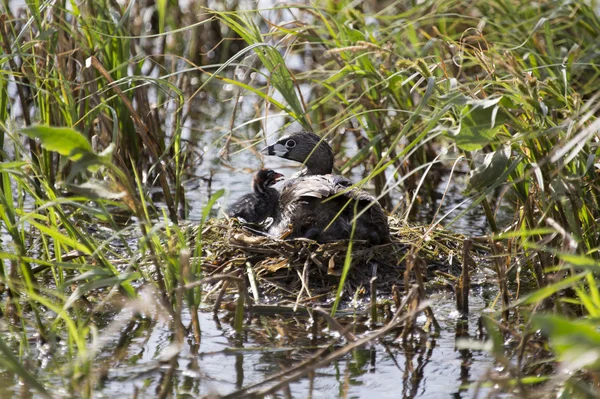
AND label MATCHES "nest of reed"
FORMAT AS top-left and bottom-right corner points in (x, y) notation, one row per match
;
(191, 216), (469, 303)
